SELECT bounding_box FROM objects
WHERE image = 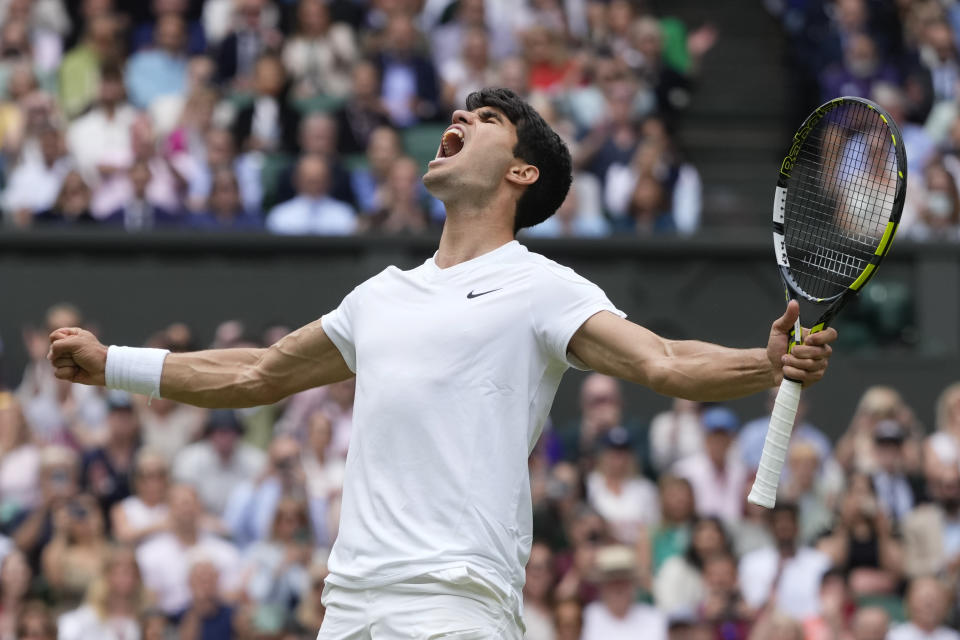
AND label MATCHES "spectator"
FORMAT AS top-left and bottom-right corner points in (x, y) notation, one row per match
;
(349, 124), (401, 215)
(240, 497), (312, 621)
(300, 411), (344, 503)
(10, 446), (81, 571)
(224, 435), (330, 548)
(902, 464), (960, 579)
(0, 393), (41, 518)
(173, 410), (267, 517)
(521, 25), (575, 94)
(586, 426), (659, 544)
(231, 54), (300, 155)
(332, 60), (390, 155)
(819, 32), (900, 103)
(58, 14), (121, 119)
(654, 516), (729, 616)
(910, 159), (960, 241)
(649, 399), (703, 475)
(266, 154), (357, 235)
(650, 475), (696, 573)
(103, 159), (179, 230)
(65, 63), (136, 201)
(136, 484), (241, 615)
(871, 419), (920, 525)
(739, 503), (832, 620)
(178, 558), (236, 640)
(779, 441), (835, 545)
(130, 0), (206, 56)
(521, 180), (610, 238)
(919, 20), (960, 107)
(737, 389), (831, 474)
(214, 0), (279, 88)
(0, 61), (35, 159)
(187, 166), (264, 231)
(373, 13), (440, 128)
(110, 449), (170, 546)
(583, 545), (667, 640)
(699, 551), (752, 639)
(802, 569), (854, 640)
(282, 0), (358, 100)
(430, 0), (517, 69)
(135, 367), (207, 463)
(124, 12), (189, 110)
(553, 598), (583, 640)
(80, 391), (140, 517)
(673, 406), (748, 524)
(559, 373), (644, 471)
(292, 559), (327, 634)
(852, 607), (890, 640)
(33, 170), (97, 225)
(186, 128), (263, 216)
(40, 493), (110, 610)
(523, 541), (556, 640)
(926, 381), (960, 477)
(358, 155), (431, 233)
(57, 545), (149, 640)
(888, 577), (960, 640)
(439, 26), (499, 112)
(836, 386), (921, 475)
(1, 123), (71, 223)
(275, 112), (354, 208)
(626, 17), (693, 125)
(0, 551), (32, 640)
(818, 473), (903, 596)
